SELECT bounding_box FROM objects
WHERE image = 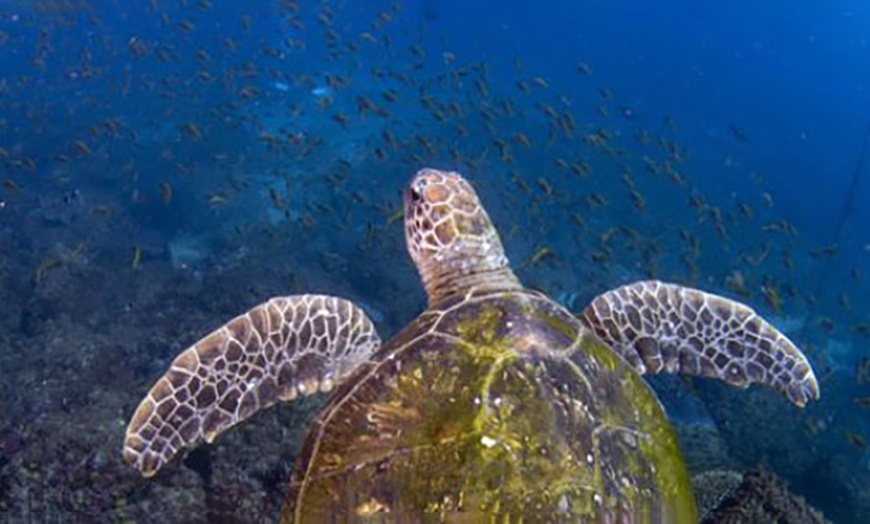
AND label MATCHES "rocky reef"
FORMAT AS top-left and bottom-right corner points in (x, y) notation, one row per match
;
(696, 466), (830, 524)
